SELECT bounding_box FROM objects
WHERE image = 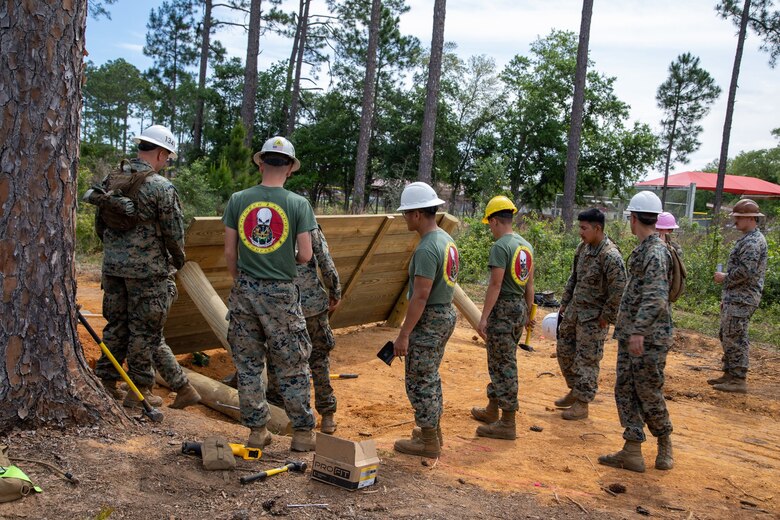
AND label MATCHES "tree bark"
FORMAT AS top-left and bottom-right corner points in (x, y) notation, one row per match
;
(417, 0), (447, 184)
(241, 0), (262, 148)
(281, 0), (305, 133)
(562, 0), (593, 229)
(351, 0), (382, 214)
(286, 0), (311, 136)
(193, 0), (213, 154)
(713, 0), (751, 217)
(0, 0), (127, 431)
